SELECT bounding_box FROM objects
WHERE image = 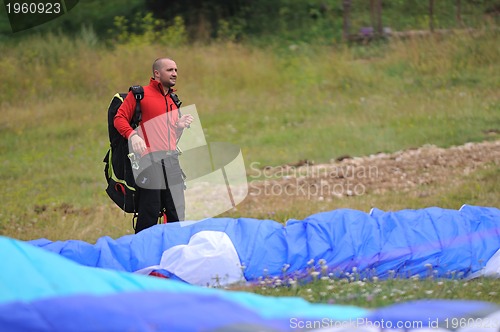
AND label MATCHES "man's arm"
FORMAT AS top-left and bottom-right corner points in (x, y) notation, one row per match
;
(114, 91), (137, 140)
(114, 92), (147, 155)
(175, 114), (194, 140)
